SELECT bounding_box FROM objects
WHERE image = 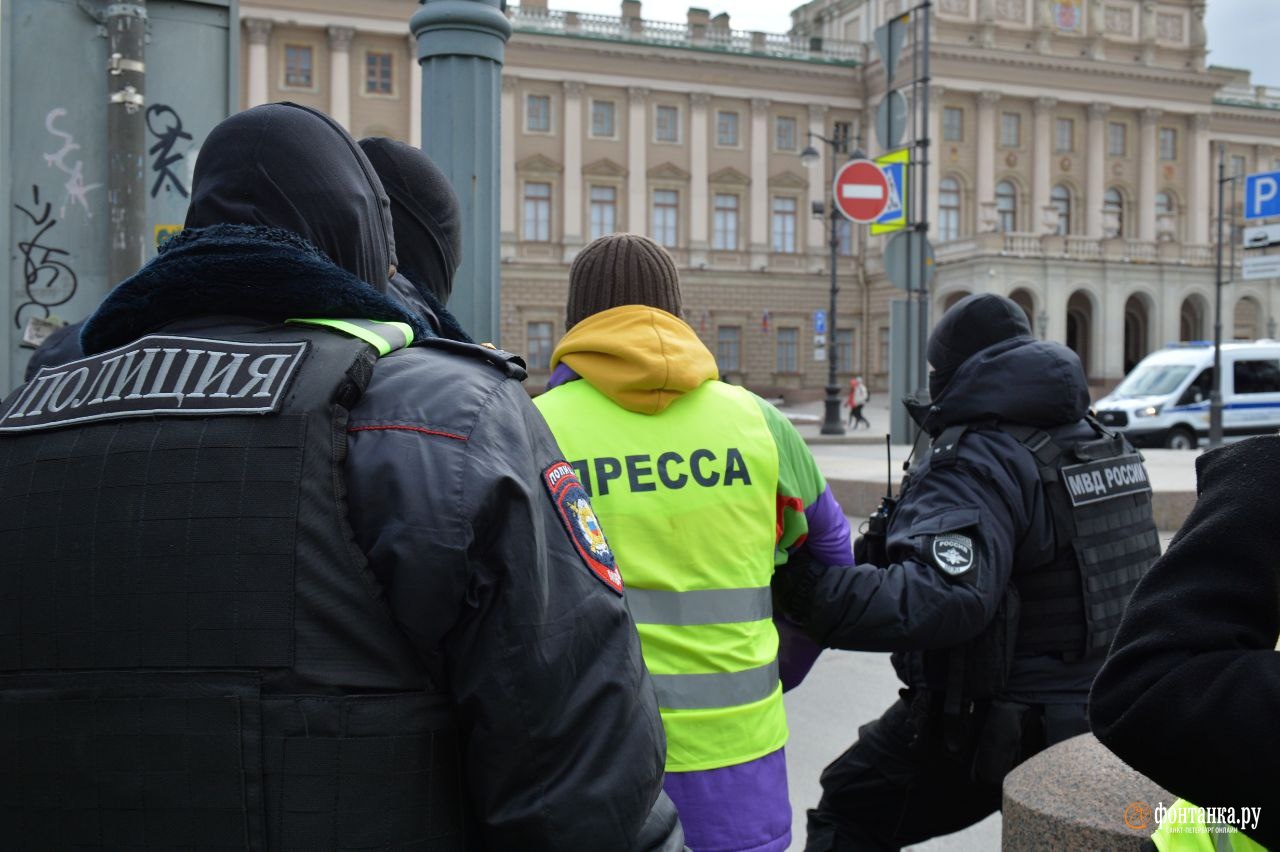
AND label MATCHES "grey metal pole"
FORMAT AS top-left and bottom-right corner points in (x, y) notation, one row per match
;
(821, 142), (846, 435)
(411, 0), (511, 344)
(916, 0), (931, 397)
(106, 2), (148, 286)
(1209, 146), (1225, 448)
